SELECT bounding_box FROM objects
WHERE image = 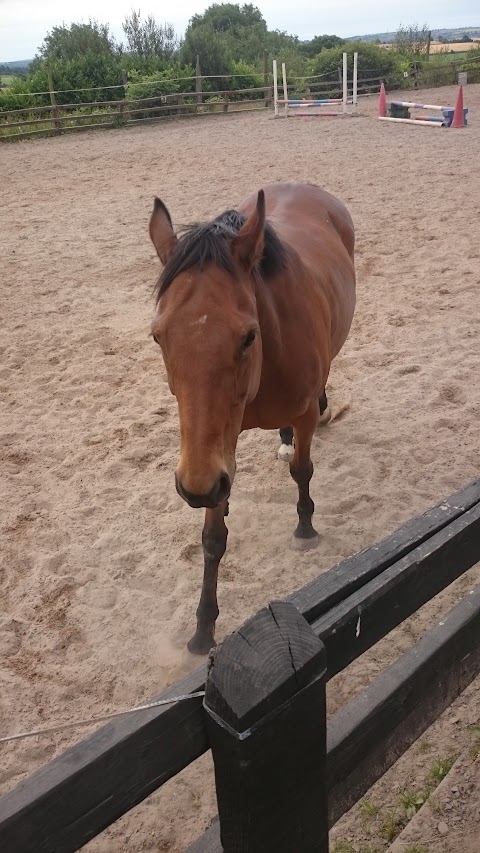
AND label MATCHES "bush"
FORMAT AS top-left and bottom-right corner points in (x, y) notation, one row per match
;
(0, 54), (125, 113)
(225, 61), (263, 97)
(127, 65), (197, 100)
(308, 41), (406, 88)
(126, 65), (198, 118)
